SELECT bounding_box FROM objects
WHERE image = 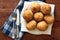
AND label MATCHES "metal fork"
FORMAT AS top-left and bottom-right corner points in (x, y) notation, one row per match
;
(12, 13), (17, 39)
